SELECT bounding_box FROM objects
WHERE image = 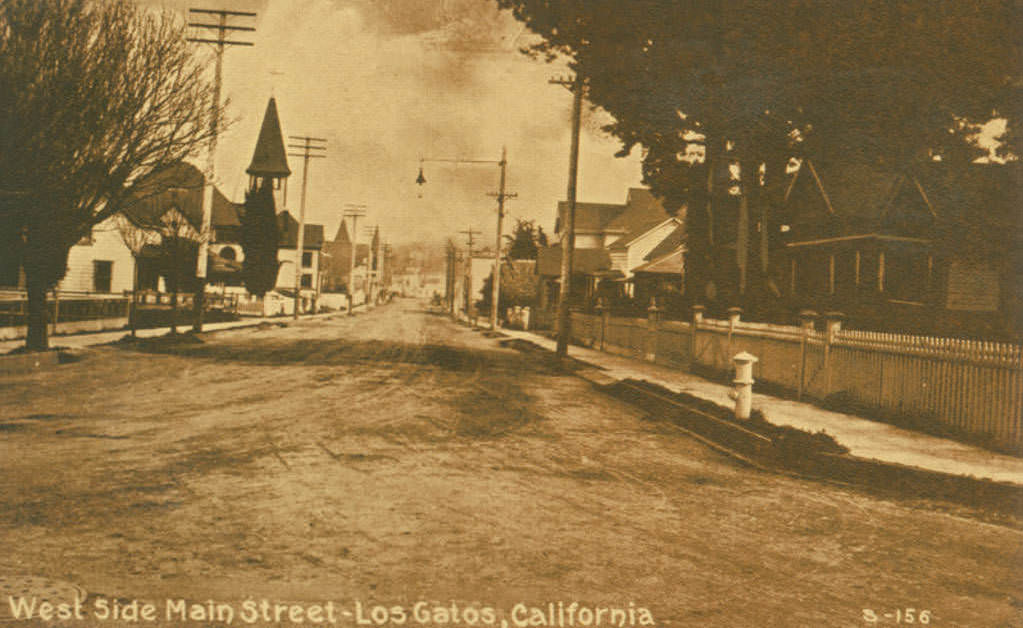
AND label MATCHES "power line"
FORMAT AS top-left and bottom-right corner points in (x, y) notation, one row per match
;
(342, 205), (367, 315)
(287, 135), (327, 318)
(187, 7), (256, 332)
(460, 227), (482, 314)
